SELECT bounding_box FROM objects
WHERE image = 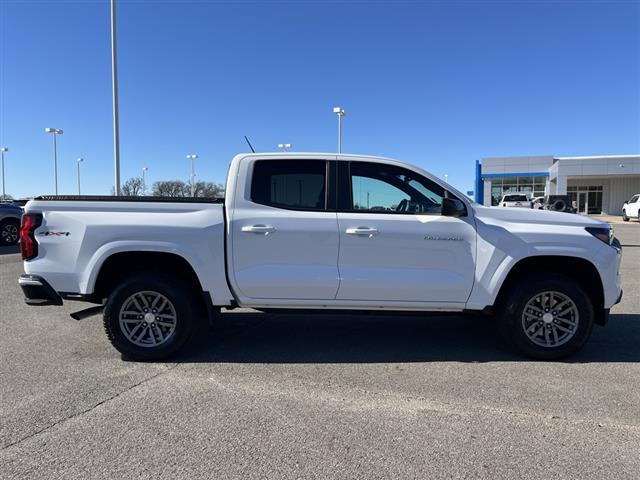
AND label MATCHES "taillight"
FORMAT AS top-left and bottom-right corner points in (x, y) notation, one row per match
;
(20, 213), (42, 260)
